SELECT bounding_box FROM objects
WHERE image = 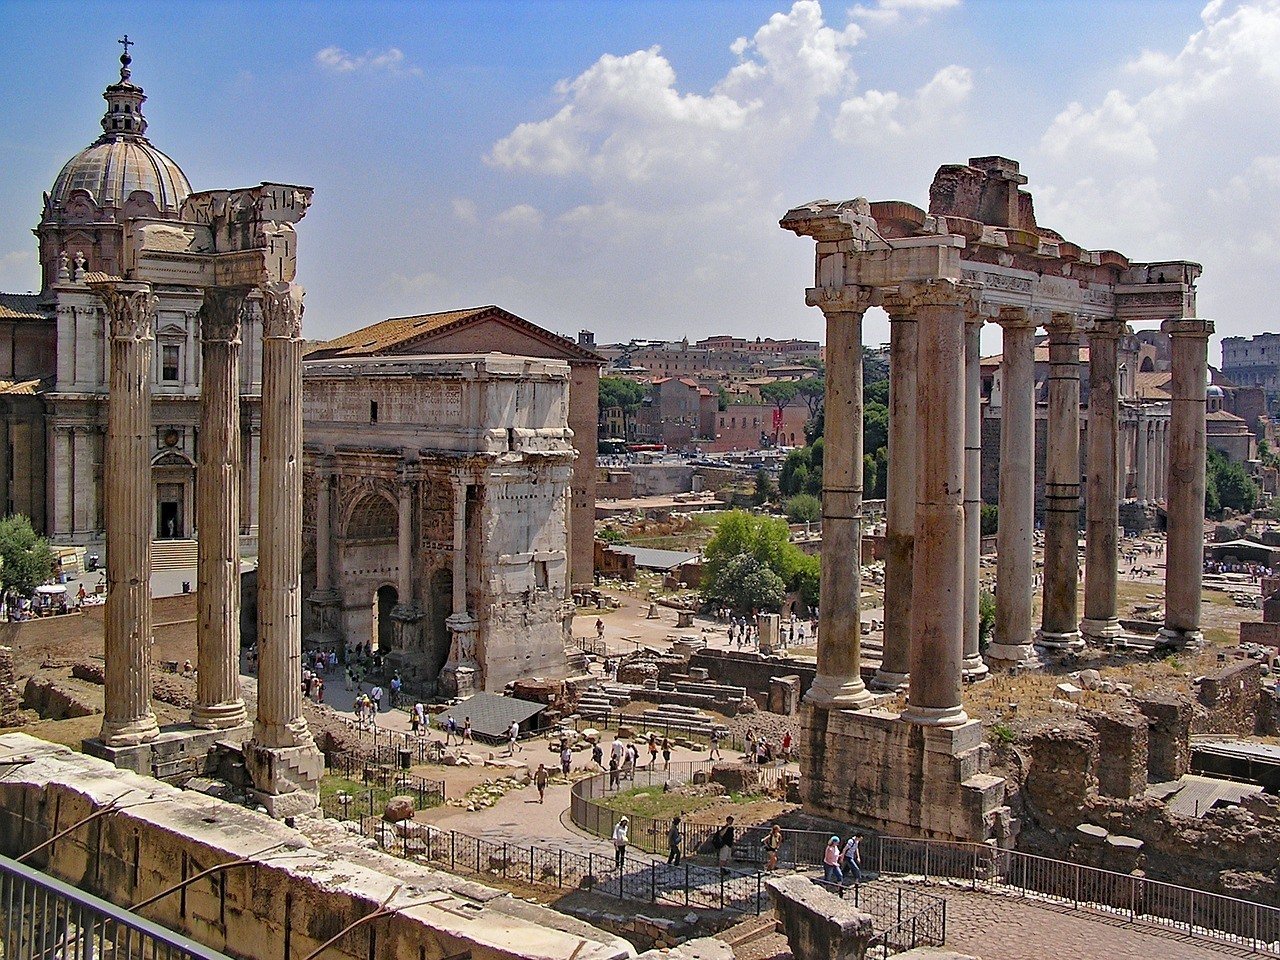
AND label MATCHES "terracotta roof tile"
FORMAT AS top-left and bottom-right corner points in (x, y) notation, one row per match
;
(0, 293), (43, 321)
